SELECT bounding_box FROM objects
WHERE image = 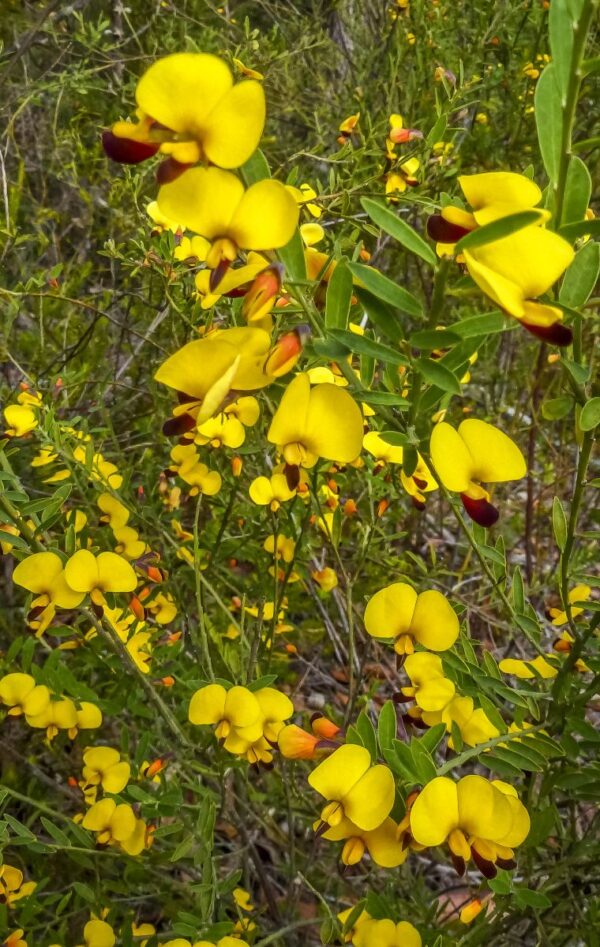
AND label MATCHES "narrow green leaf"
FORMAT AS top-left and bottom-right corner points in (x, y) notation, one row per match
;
(348, 262), (423, 316)
(514, 888), (552, 910)
(357, 391), (411, 408)
(559, 217), (600, 241)
(378, 430), (411, 447)
(40, 817), (71, 846)
(535, 64), (562, 183)
(278, 229), (307, 281)
(410, 329), (460, 349)
(356, 288), (403, 342)
(580, 397), (600, 431)
(328, 329), (408, 366)
(377, 700), (398, 751)
(560, 240), (600, 308)
(541, 395), (574, 420)
(452, 310), (509, 338)
(360, 198), (437, 266)
(325, 259), (353, 329)
(414, 357), (461, 394)
(552, 496), (568, 552)
(562, 155), (592, 225)
(419, 722), (447, 755)
(239, 148), (271, 185)
(355, 710), (378, 761)
(455, 210), (543, 253)
(549, 0), (574, 93)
